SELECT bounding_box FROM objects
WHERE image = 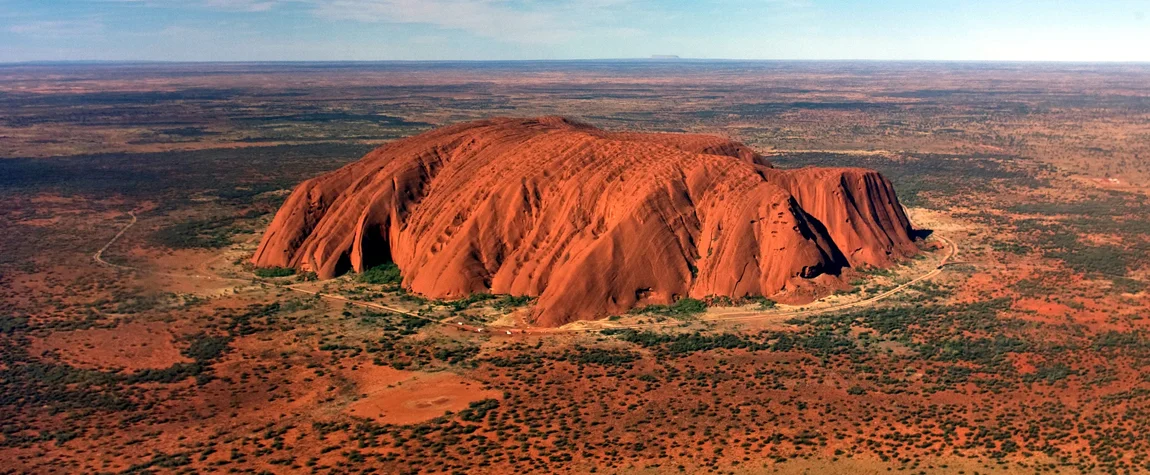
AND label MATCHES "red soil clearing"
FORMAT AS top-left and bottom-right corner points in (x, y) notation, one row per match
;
(345, 365), (500, 425)
(29, 322), (189, 372)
